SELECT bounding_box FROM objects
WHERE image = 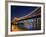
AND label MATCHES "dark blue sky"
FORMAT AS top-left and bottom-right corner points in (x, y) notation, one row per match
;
(11, 6), (38, 20)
